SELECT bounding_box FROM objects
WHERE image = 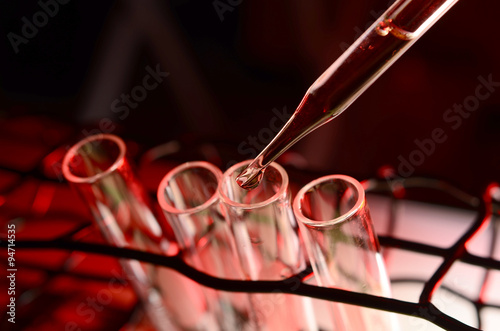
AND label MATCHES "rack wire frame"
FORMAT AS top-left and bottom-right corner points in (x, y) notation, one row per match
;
(1, 175), (498, 331)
